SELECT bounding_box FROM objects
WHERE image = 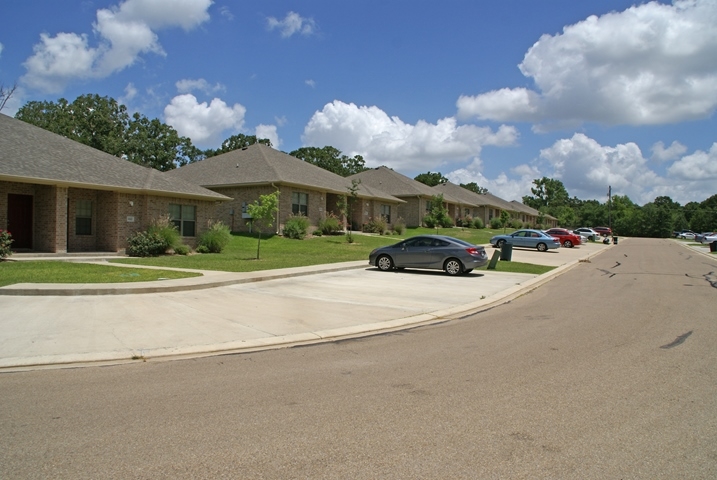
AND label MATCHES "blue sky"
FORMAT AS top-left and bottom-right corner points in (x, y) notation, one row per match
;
(2, 0), (716, 205)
